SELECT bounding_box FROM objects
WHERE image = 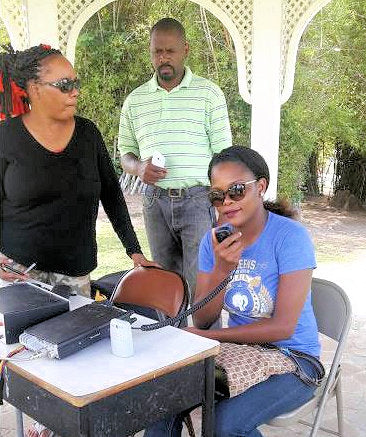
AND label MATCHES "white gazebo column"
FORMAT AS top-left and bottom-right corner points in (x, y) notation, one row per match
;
(250, 0), (282, 200)
(25, 0), (59, 48)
